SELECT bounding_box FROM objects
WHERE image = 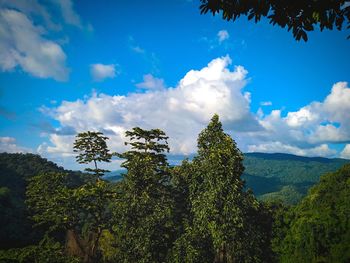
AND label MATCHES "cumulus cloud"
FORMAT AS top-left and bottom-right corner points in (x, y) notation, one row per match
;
(243, 82), (350, 157)
(0, 0), (88, 81)
(340, 144), (350, 159)
(37, 56), (350, 168)
(0, 9), (69, 81)
(0, 137), (32, 153)
(247, 142), (336, 158)
(217, 30), (229, 43)
(37, 134), (75, 157)
(136, 74), (165, 90)
(90, 64), (118, 81)
(39, 56), (260, 163)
